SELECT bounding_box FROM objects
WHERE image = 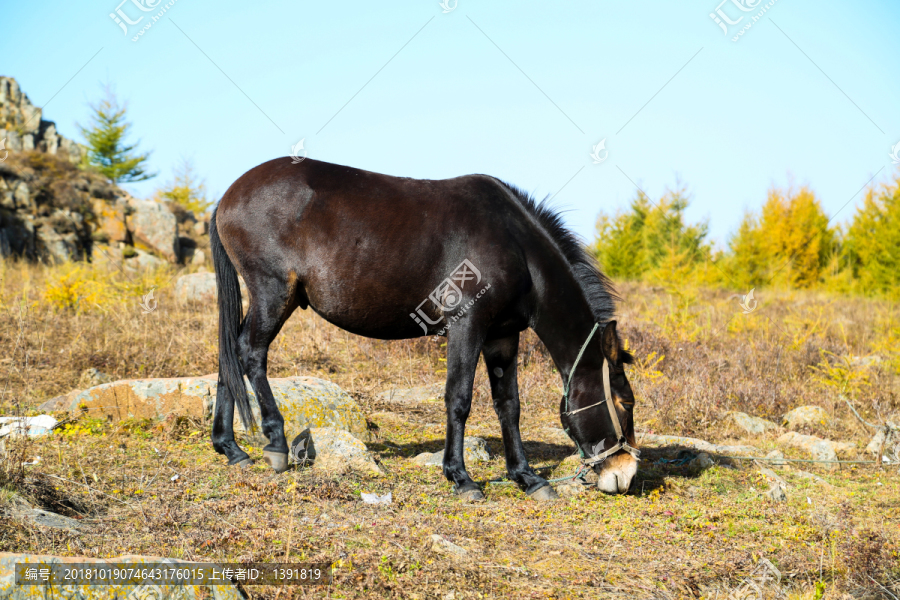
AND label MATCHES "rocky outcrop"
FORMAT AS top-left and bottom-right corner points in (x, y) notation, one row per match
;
(0, 77), (85, 163)
(39, 374), (369, 444)
(1, 76), (206, 265)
